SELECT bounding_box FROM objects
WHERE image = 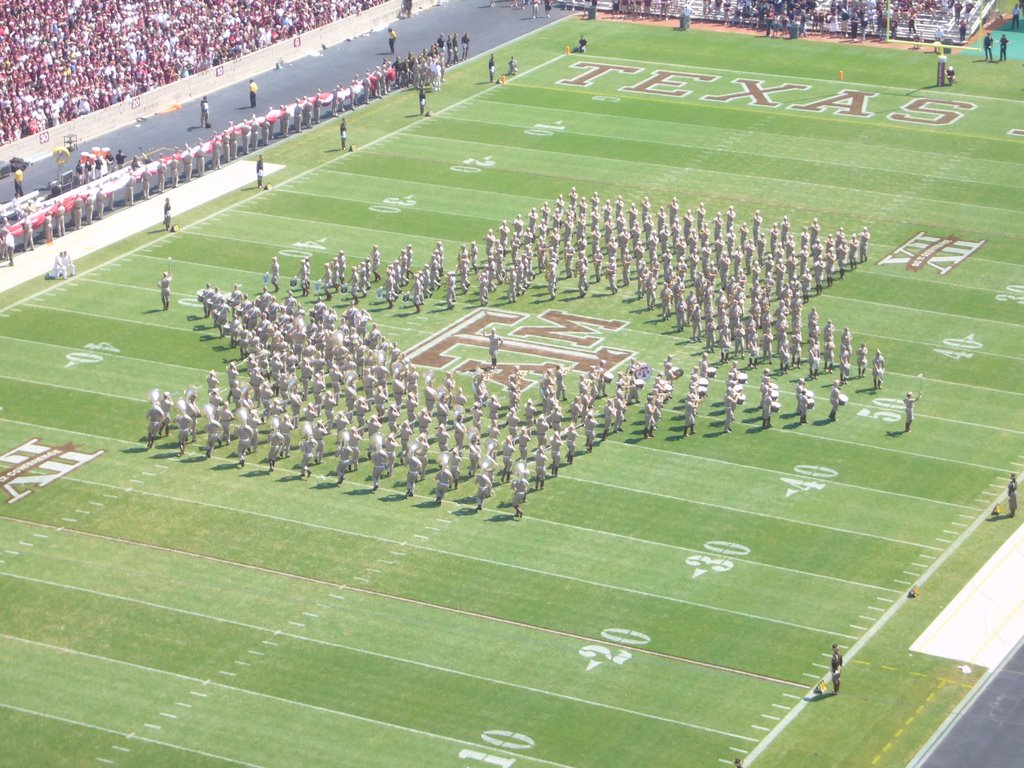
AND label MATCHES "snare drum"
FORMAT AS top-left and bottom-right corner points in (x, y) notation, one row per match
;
(669, 367), (683, 381)
(838, 393), (849, 406)
(770, 401), (781, 413)
(603, 372), (615, 384)
(706, 366), (717, 379)
(736, 372), (749, 384)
